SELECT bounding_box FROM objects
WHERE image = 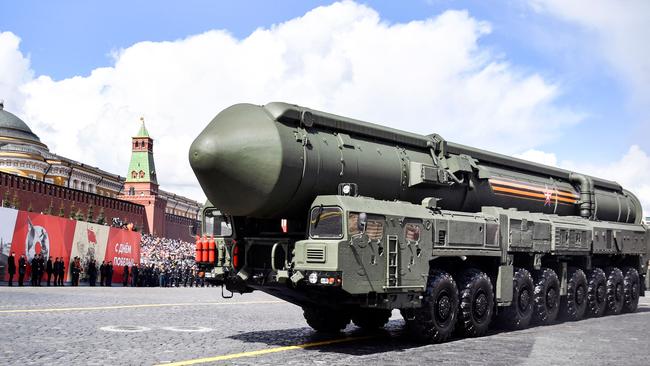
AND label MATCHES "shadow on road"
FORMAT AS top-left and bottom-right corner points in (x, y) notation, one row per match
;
(228, 306), (650, 357)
